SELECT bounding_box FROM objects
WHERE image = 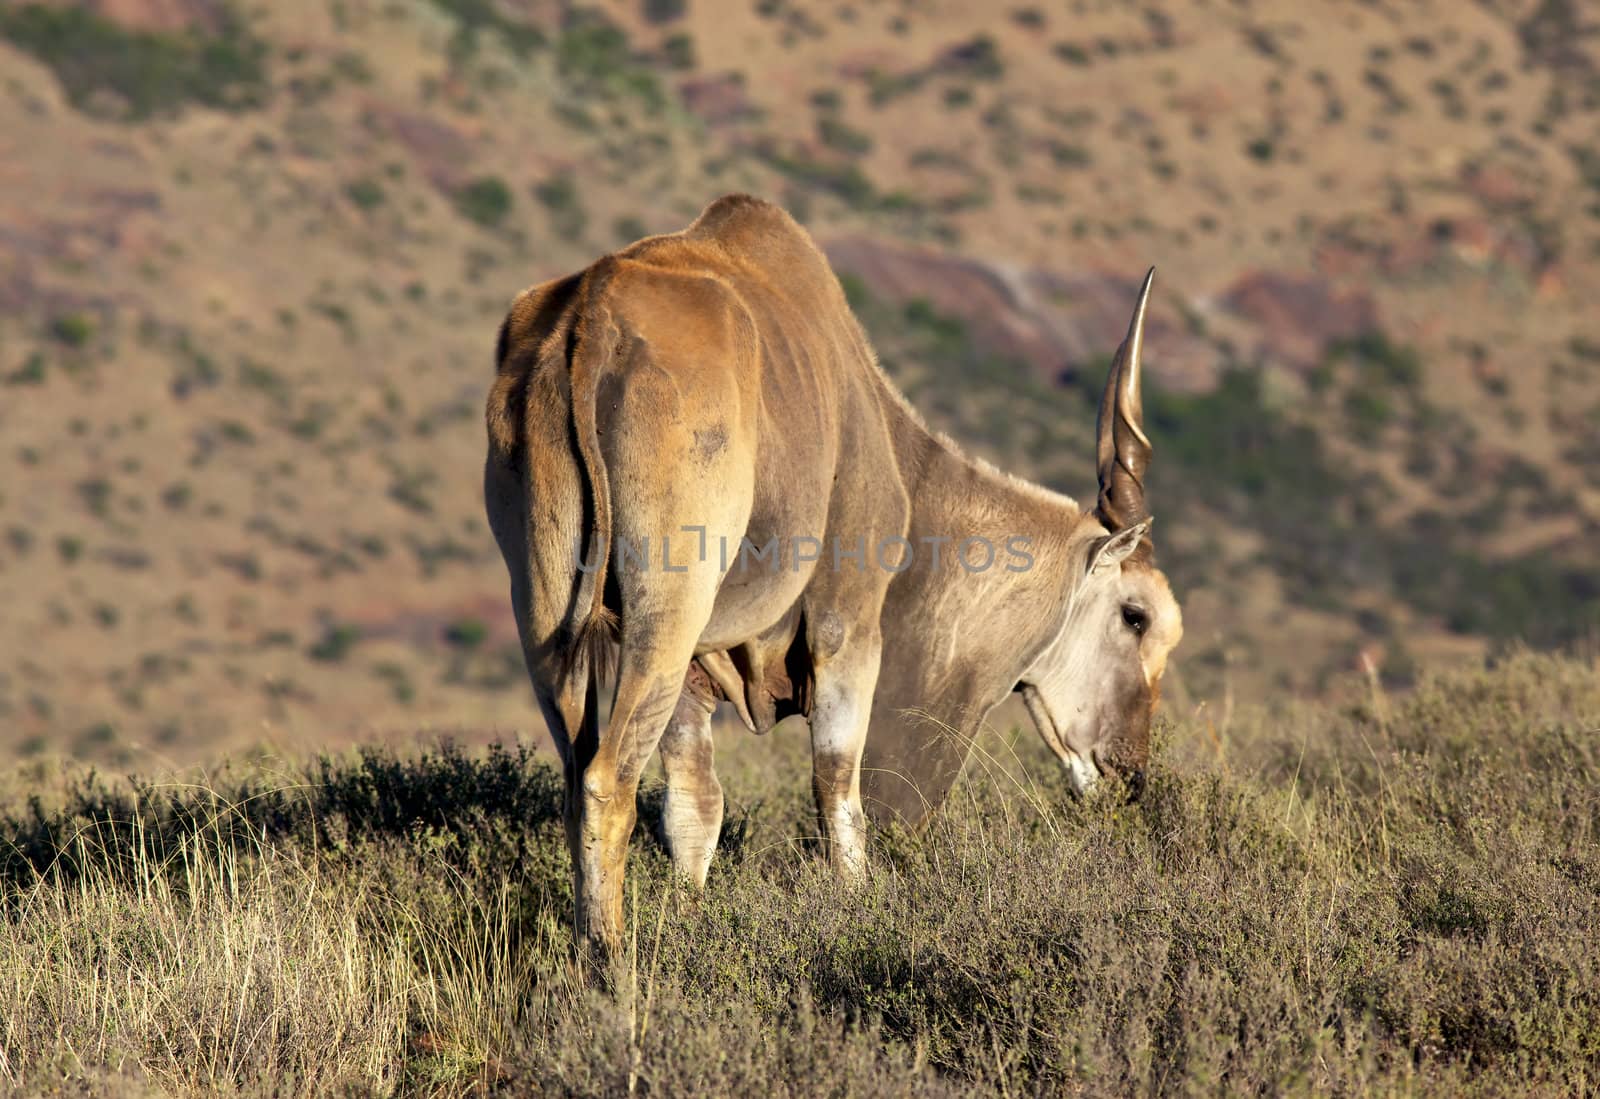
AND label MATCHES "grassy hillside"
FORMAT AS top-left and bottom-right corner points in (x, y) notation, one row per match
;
(1, 7), (1595, 1095)
(2, 652), (1596, 1095)
(0, 0), (1597, 766)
